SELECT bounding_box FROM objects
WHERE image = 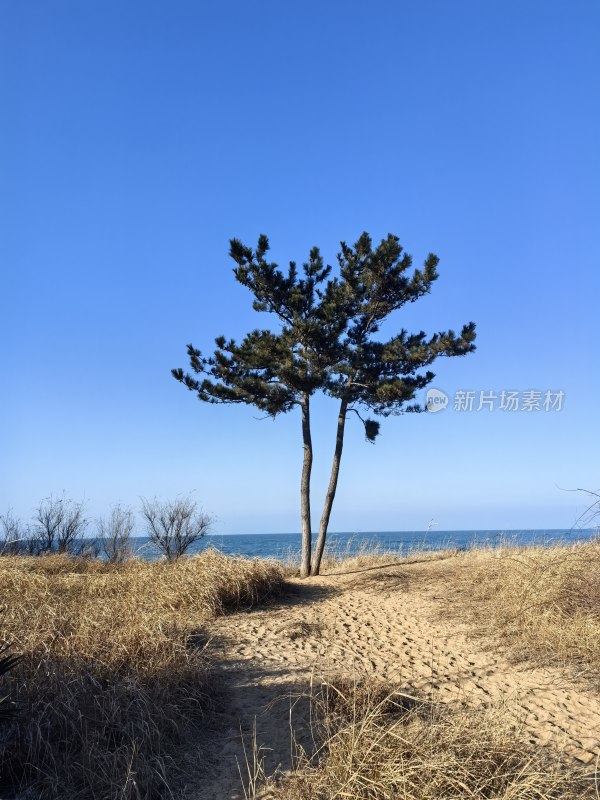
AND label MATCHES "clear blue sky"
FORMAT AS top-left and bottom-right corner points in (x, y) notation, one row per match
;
(2, 1), (599, 534)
